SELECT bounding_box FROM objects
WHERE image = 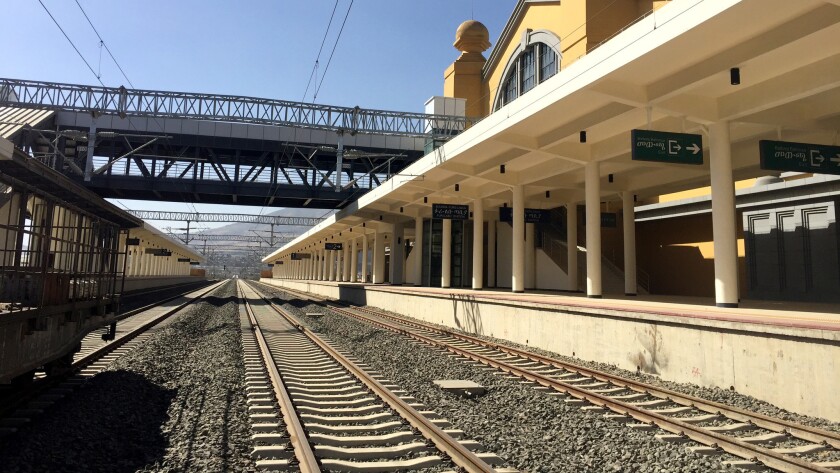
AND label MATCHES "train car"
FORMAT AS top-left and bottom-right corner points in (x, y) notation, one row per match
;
(0, 138), (140, 383)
